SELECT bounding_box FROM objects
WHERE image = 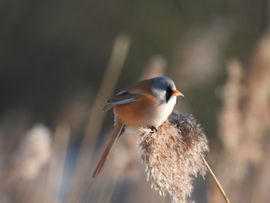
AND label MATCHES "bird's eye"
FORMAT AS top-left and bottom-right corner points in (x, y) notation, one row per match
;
(165, 87), (173, 102)
(166, 87), (172, 93)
